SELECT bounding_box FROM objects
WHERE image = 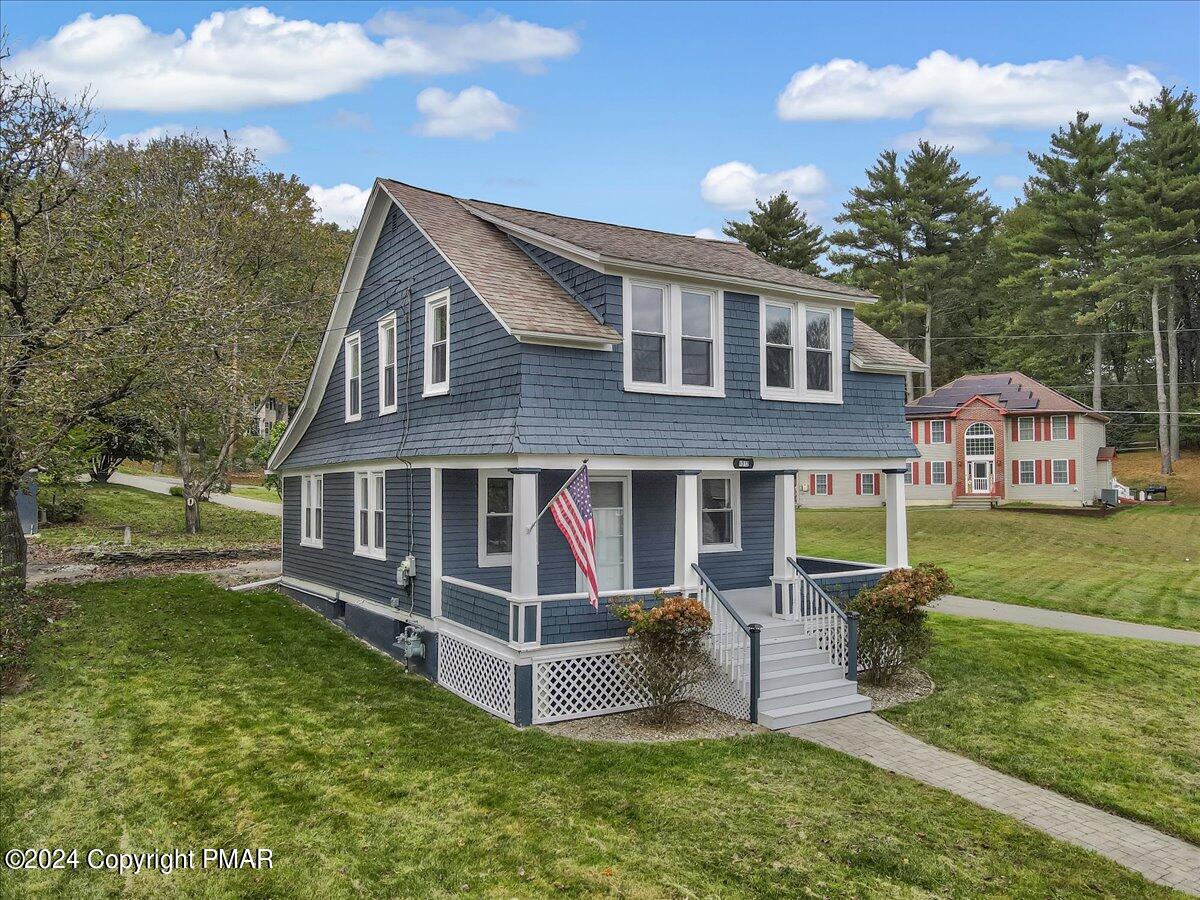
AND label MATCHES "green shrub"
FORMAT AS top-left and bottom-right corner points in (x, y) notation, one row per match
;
(611, 592), (714, 727)
(40, 486), (84, 524)
(849, 563), (952, 685)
